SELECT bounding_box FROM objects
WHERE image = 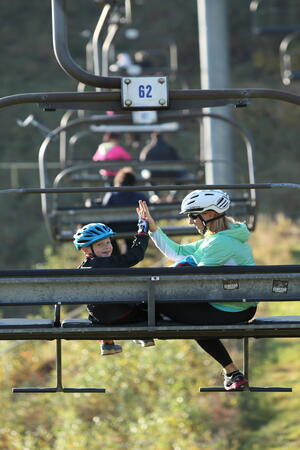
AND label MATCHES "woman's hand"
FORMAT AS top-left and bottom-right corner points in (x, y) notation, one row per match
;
(136, 200), (158, 233)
